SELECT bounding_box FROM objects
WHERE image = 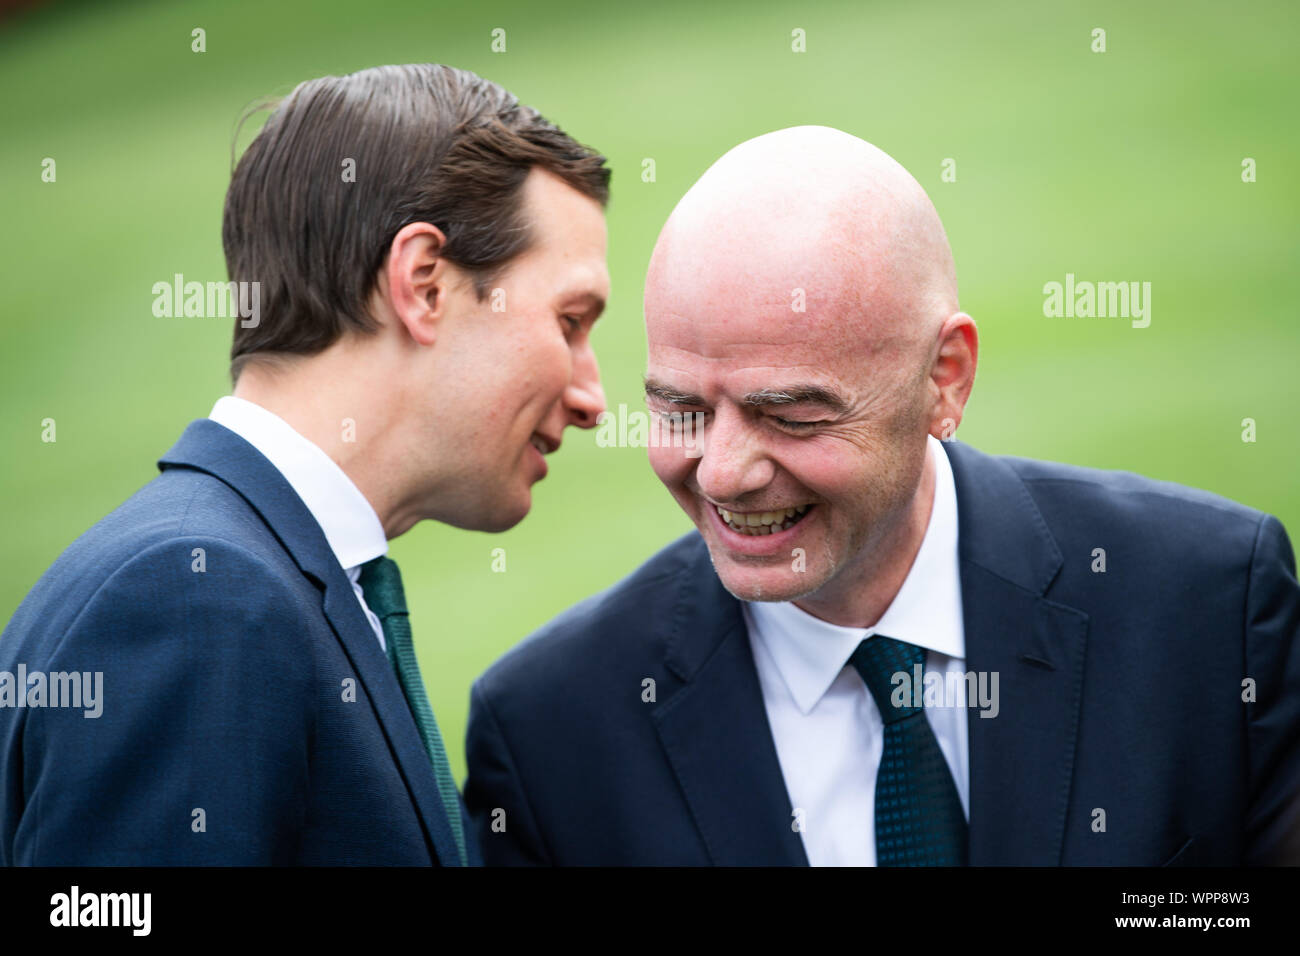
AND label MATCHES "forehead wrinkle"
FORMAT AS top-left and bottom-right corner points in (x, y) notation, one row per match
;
(649, 308), (912, 384)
